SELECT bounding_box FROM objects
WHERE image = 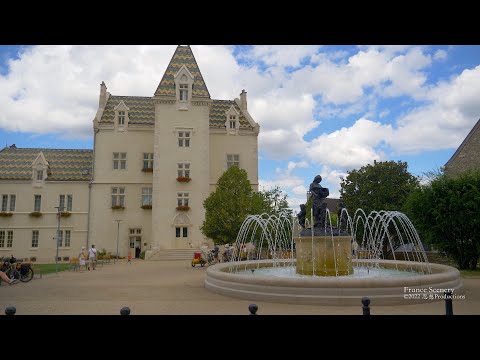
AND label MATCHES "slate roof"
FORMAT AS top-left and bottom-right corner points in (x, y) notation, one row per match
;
(0, 147), (93, 181)
(100, 97), (253, 129)
(99, 96), (154, 124)
(154, 45), (210, 98)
